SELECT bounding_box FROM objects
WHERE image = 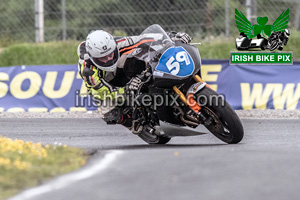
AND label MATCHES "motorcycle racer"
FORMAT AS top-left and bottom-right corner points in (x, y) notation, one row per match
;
(77, 26), (192, 132)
